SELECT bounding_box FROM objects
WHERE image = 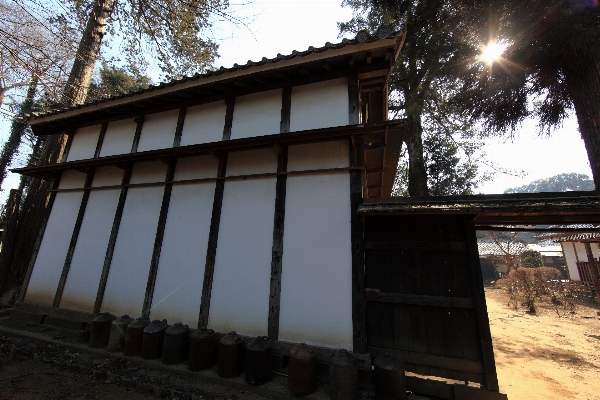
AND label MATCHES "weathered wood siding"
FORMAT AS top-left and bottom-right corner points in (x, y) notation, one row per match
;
(150, 156), (218, 325)
(278, 141), (353, 349)
(208, 148), (278, 336)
